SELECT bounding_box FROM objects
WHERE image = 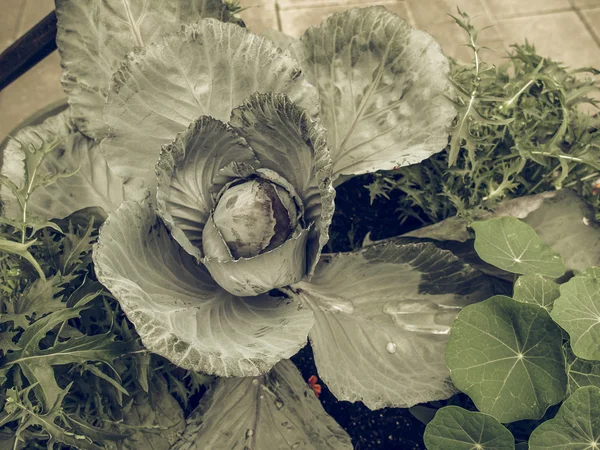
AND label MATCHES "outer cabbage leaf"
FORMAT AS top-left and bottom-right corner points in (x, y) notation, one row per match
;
(0, 111), (135, 221)
(93, 200), (314, 377)
(172, 359), (352, 450)
(229, 93), (335, 276)
(288, 241), (495, 410)
(102, 19), (318, 188)
(55, 0), (237, 139)
(291, 6), (455, 180)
